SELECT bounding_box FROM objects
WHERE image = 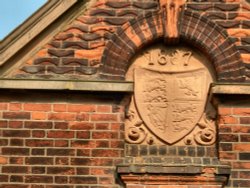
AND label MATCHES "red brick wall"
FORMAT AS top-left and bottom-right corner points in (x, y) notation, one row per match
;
(1, 0), (250, 188)
(218, 102), (250, 188)
(0, 92), (125, 188)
